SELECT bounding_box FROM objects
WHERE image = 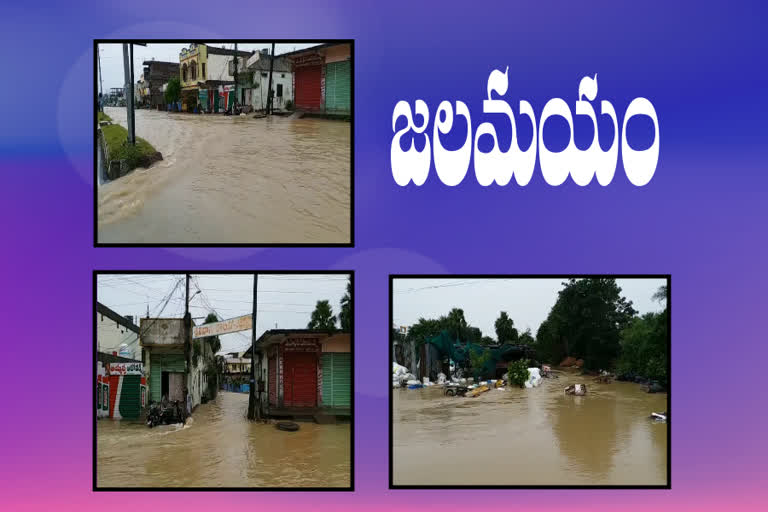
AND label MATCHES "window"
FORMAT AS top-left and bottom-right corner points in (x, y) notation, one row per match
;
(201, 63), (206, 79)
(276, 84), (283, 98)
(281, 73), (285, 78)
(191, 60), (197, 80)
(182, 63), (188, 82)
